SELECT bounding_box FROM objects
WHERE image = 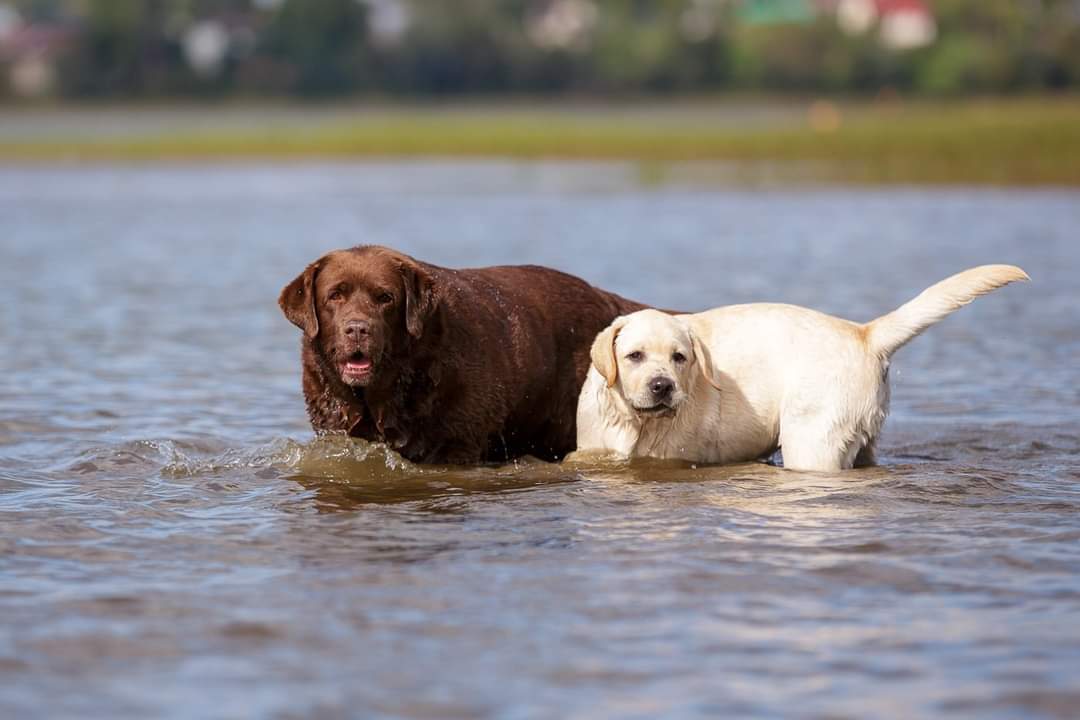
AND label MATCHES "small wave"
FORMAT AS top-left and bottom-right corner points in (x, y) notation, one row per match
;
(60, 435), (418, 481)
(160, 435), (418, 480)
